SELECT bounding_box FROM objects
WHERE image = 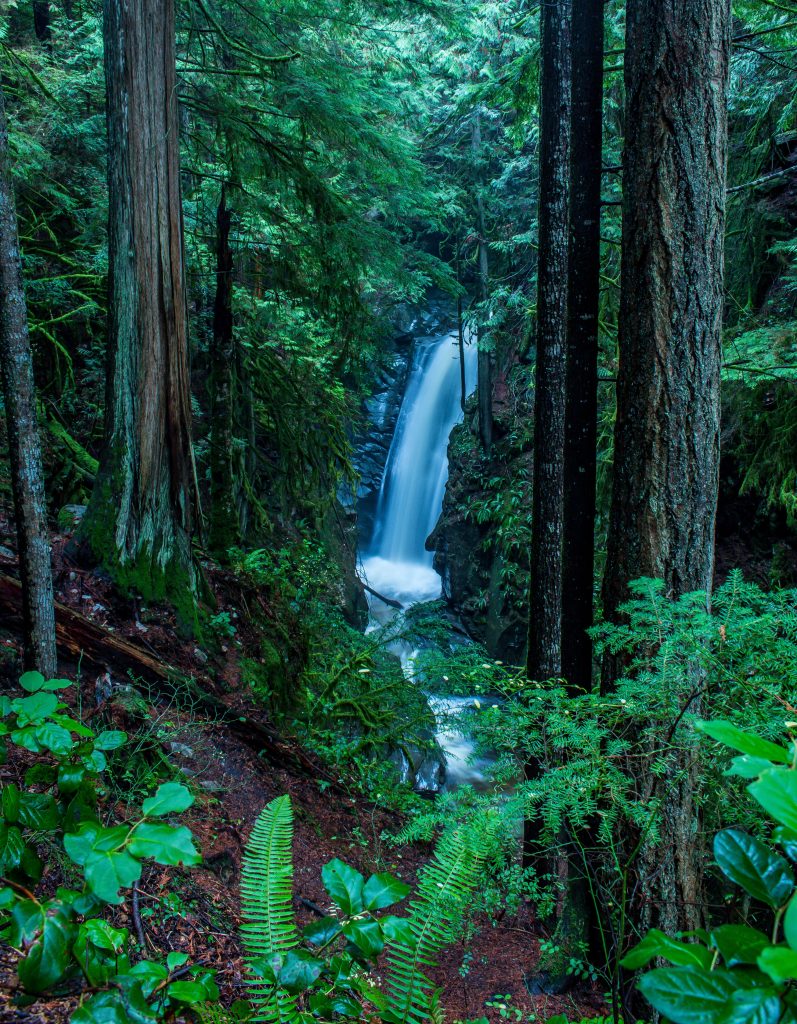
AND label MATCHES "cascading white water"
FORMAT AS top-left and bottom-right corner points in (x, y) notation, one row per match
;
(360, 328), (487, 790)
(363, 332), (477, 605)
